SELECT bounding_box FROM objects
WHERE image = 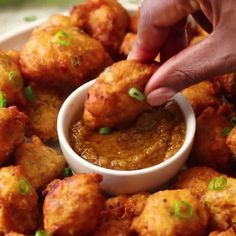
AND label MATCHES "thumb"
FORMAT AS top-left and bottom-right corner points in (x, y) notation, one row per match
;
(145, 32), (236, 106)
